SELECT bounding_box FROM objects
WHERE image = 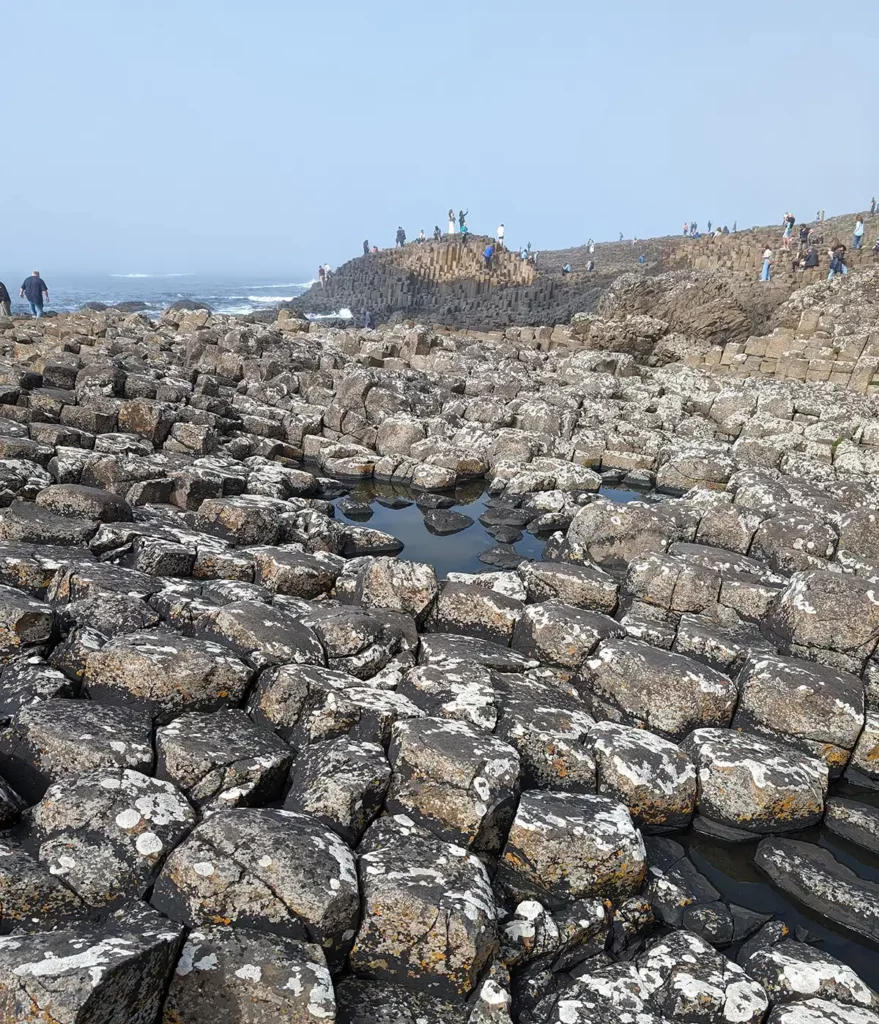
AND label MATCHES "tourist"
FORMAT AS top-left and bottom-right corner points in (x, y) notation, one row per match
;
(497, 223), (505, 249)
(707, 220), (712, 233)
(714, 227), (722, 236)
(781, 213), (794, 250)
(20, 271), (49, 317)
(733, 221), (737, 232)
(853, 217), (865, 250)
(619, 232), (623, 242)
(872, 236), (879, 254)
(827, 242), (848, 279)
(395, 227), (406, 248)
(360, 308), (374, 329)
(683, 223), (689, 236)
(802, 246), (819, 269)
(760, 247), (773, 281)
(461, 226), (469, 247)
(363, 239), (369, 256)
(872, 197), (877, 216)
(458, 209), (468, 231)
(483, 243), (494, 270)
(418, 228), (426, 243)
(371, 245), (378, 253)
(520, 246), (528, 260)
(448, 209), (455, 235)
(586, 259), (595, 271)
(589, 242), (595, 254)
(723, 225), (729, 234)
(798, 224), (809, 249)
(318, 265), (325, 288)
(691, 222), (698, 236)
(433, 225), (442, 241)
(0, 281), (10, 317)
(638, 254), (645, 263)
(324, 263), (331, 282)
(562, 263), (572, 275)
